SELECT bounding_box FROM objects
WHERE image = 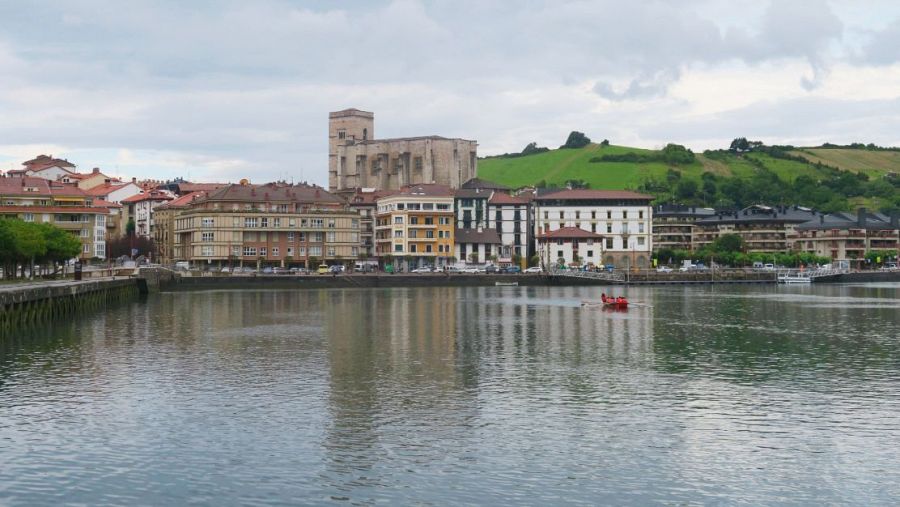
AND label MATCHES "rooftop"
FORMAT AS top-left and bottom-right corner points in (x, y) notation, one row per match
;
(454, 227), (502, 244)
(536, 189), (654, 201)
(538, 226), (605, 239)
